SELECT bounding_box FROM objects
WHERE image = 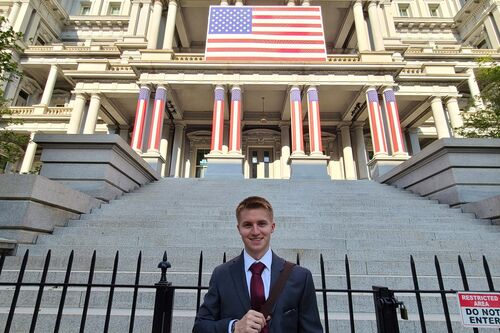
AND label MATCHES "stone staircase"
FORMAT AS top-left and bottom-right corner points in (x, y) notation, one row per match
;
(1, 178), (499, 332)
